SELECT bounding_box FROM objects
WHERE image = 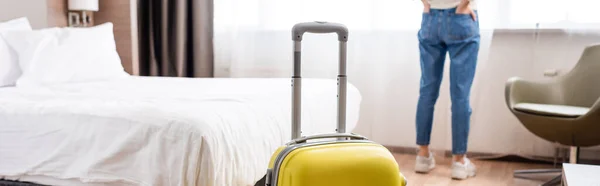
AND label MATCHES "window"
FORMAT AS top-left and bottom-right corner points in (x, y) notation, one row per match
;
(506, 0), (600, 29)
(214, 0), (600, 32)
(214, 0), (424, 31)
